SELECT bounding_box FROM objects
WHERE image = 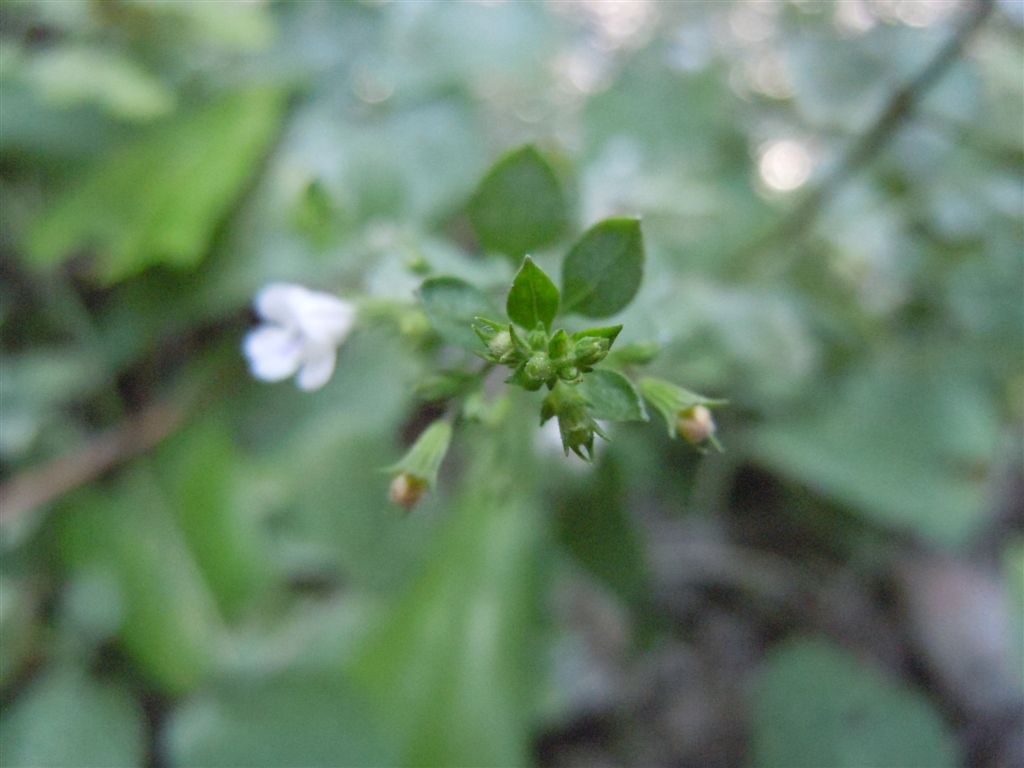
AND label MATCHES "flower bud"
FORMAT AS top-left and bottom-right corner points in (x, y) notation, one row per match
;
(389, 472), (428, 511)
(639, 377), (726, 451)
(557, 365), (581, 384)
(573, 337), (610, 367)
(676, 405), (716, 446)
(527, 327), (548, 350)
(524, 352), (553, 383)
(487, 329), (515, 361)
(542, 384), (608, 461)
(548, 329), (572, 361)
(385, 420), (453, 509)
